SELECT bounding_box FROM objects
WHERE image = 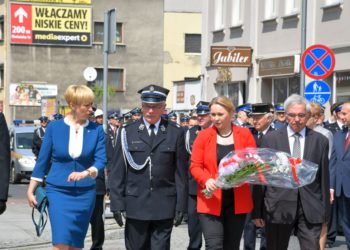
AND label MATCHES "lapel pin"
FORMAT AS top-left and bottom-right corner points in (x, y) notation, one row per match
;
(139, 124), (145, 131)
(160, 125), (166, 132)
